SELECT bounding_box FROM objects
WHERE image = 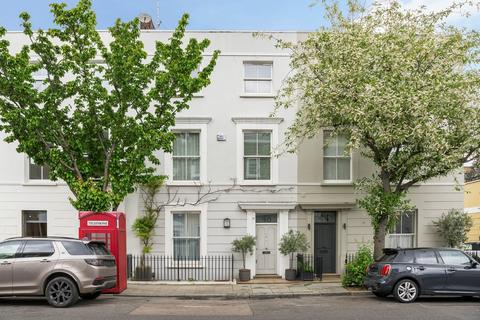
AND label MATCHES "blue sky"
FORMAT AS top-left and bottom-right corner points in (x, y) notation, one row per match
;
(0, 1), (478, 31)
